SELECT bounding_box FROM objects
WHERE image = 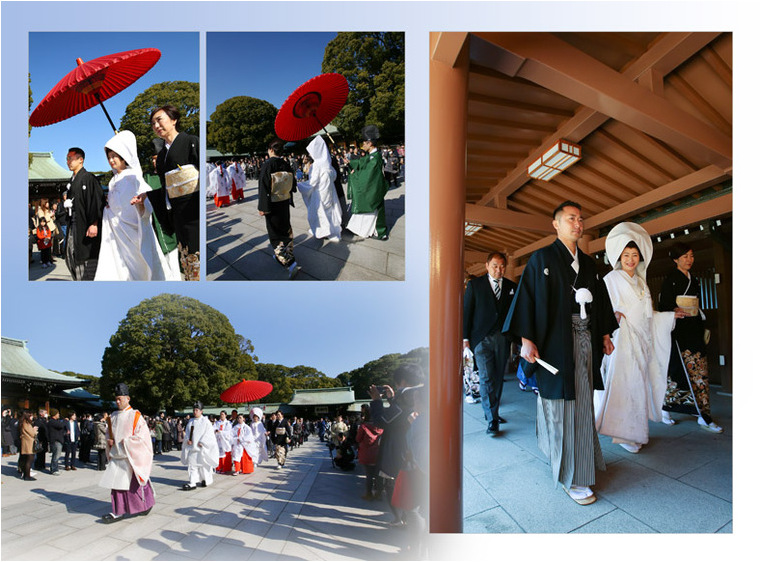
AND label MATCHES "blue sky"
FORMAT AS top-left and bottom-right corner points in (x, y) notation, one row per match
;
(207, 32), (338, 116)
(9, 24), (425, 381)
(28, 32), (200, 174)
